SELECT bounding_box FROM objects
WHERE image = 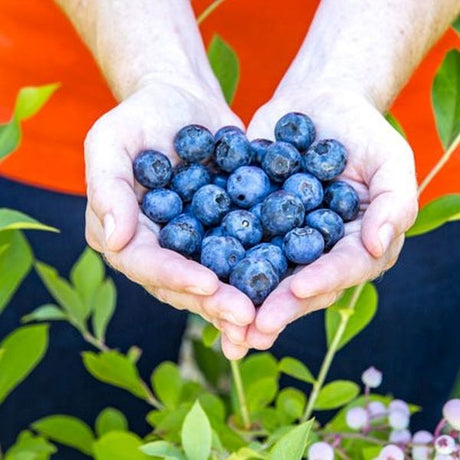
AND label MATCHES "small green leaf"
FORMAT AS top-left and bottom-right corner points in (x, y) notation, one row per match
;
(269, 420), (313, 460)
(385, 113), (406, 138)
(0, 209), (58, 233)
(181, 401), (212, 460)
(5, 431), (56, 460)
(228, 447), (266, 460)
(0, 119), (21, 160)
(276, 388), (306, 420)
(82, 351), (147, 400)
(207, 35), (240, 104)
(92, 279), (116, 341)
(127, 346), (142, 364)
(314, 380), (360, 410)
(432, 49), (460, 149)
(247, 377), (278, 414)
(22, 304), (67, 323)
(202, 323), (220, 347)
(14, 83), (60, 121)
(326, 283), (378, 350)
(95, 407), (128, 436)
(0, 324), (48, 404)
(278, 357), (315, 384)
(407, 194), (460, 237)
(198, 393), (226, 422)
(32, 415), (95, 456)
(192, 339), (229, 386)
(453, 15), (460, 34)
(140, 440), (186, 459)
(93, 432), (149, 460)
(241, 353), (278, 389)
(151, 361), (183, 409)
